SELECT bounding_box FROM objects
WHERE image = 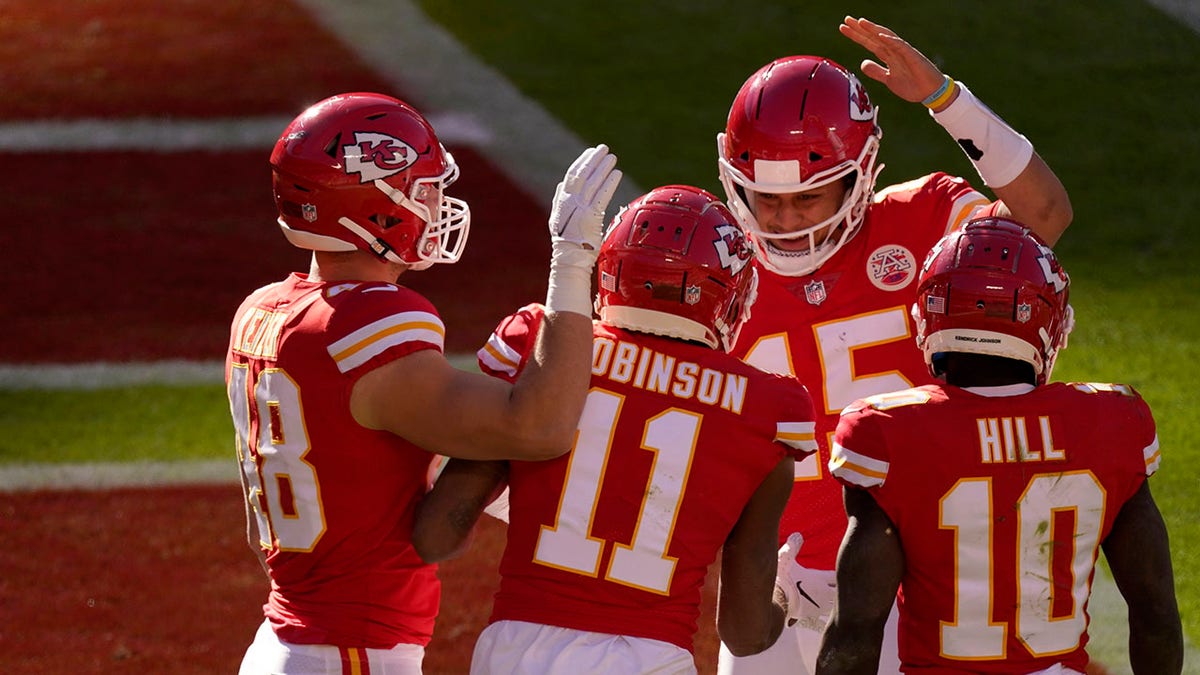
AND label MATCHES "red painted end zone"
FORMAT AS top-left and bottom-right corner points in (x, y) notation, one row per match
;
(0, 147), (550, 362)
